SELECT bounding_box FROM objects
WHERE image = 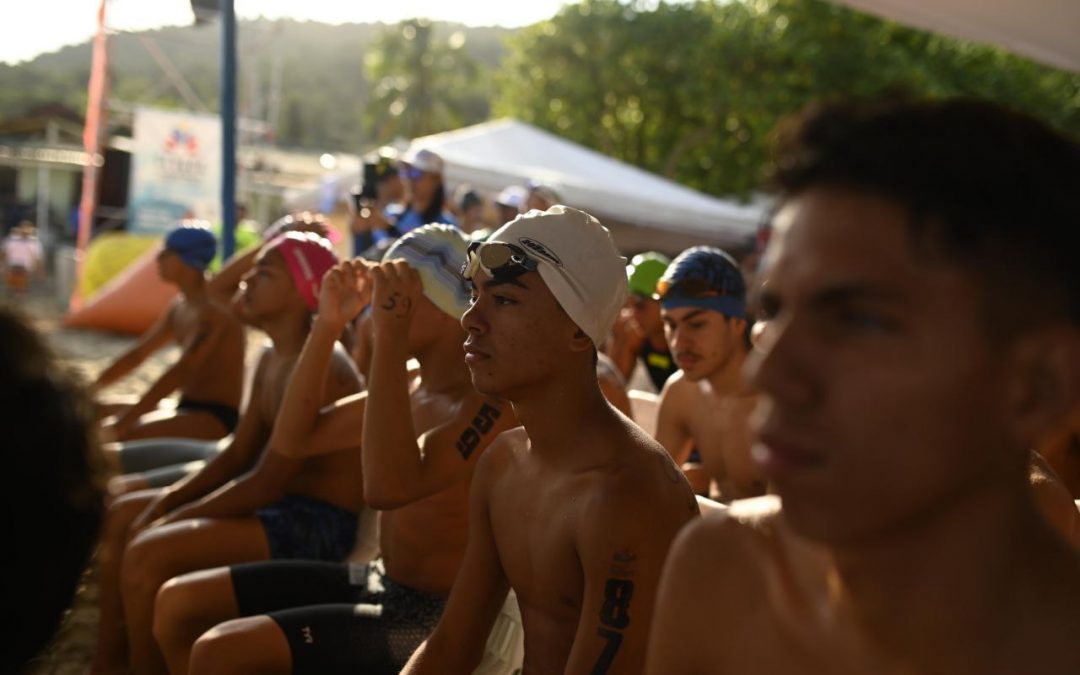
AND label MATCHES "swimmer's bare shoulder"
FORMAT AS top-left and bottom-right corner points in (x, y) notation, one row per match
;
(193, 297), (244, 349)
(162, 296), (187, 334)
(489, 426), (529, 457)
(659, 368), (695, 403)
(654, 370), (697, 456)
(620, 420), (699, 512)
(645, 496), (793, 674)
(471, 426), (529, 489)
